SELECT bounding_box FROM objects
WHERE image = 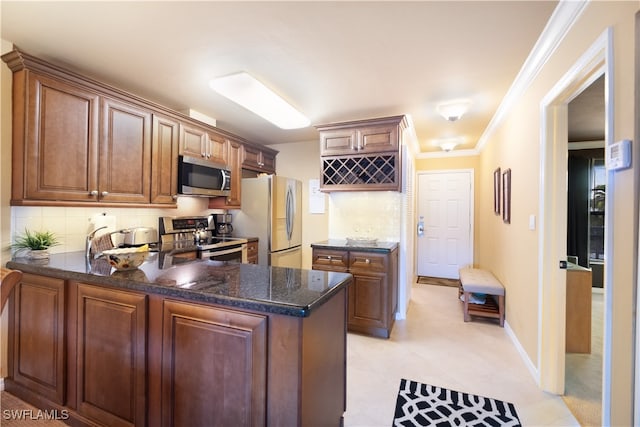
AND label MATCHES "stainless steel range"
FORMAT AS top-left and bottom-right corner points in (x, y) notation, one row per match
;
(159, 216), (248, 263)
